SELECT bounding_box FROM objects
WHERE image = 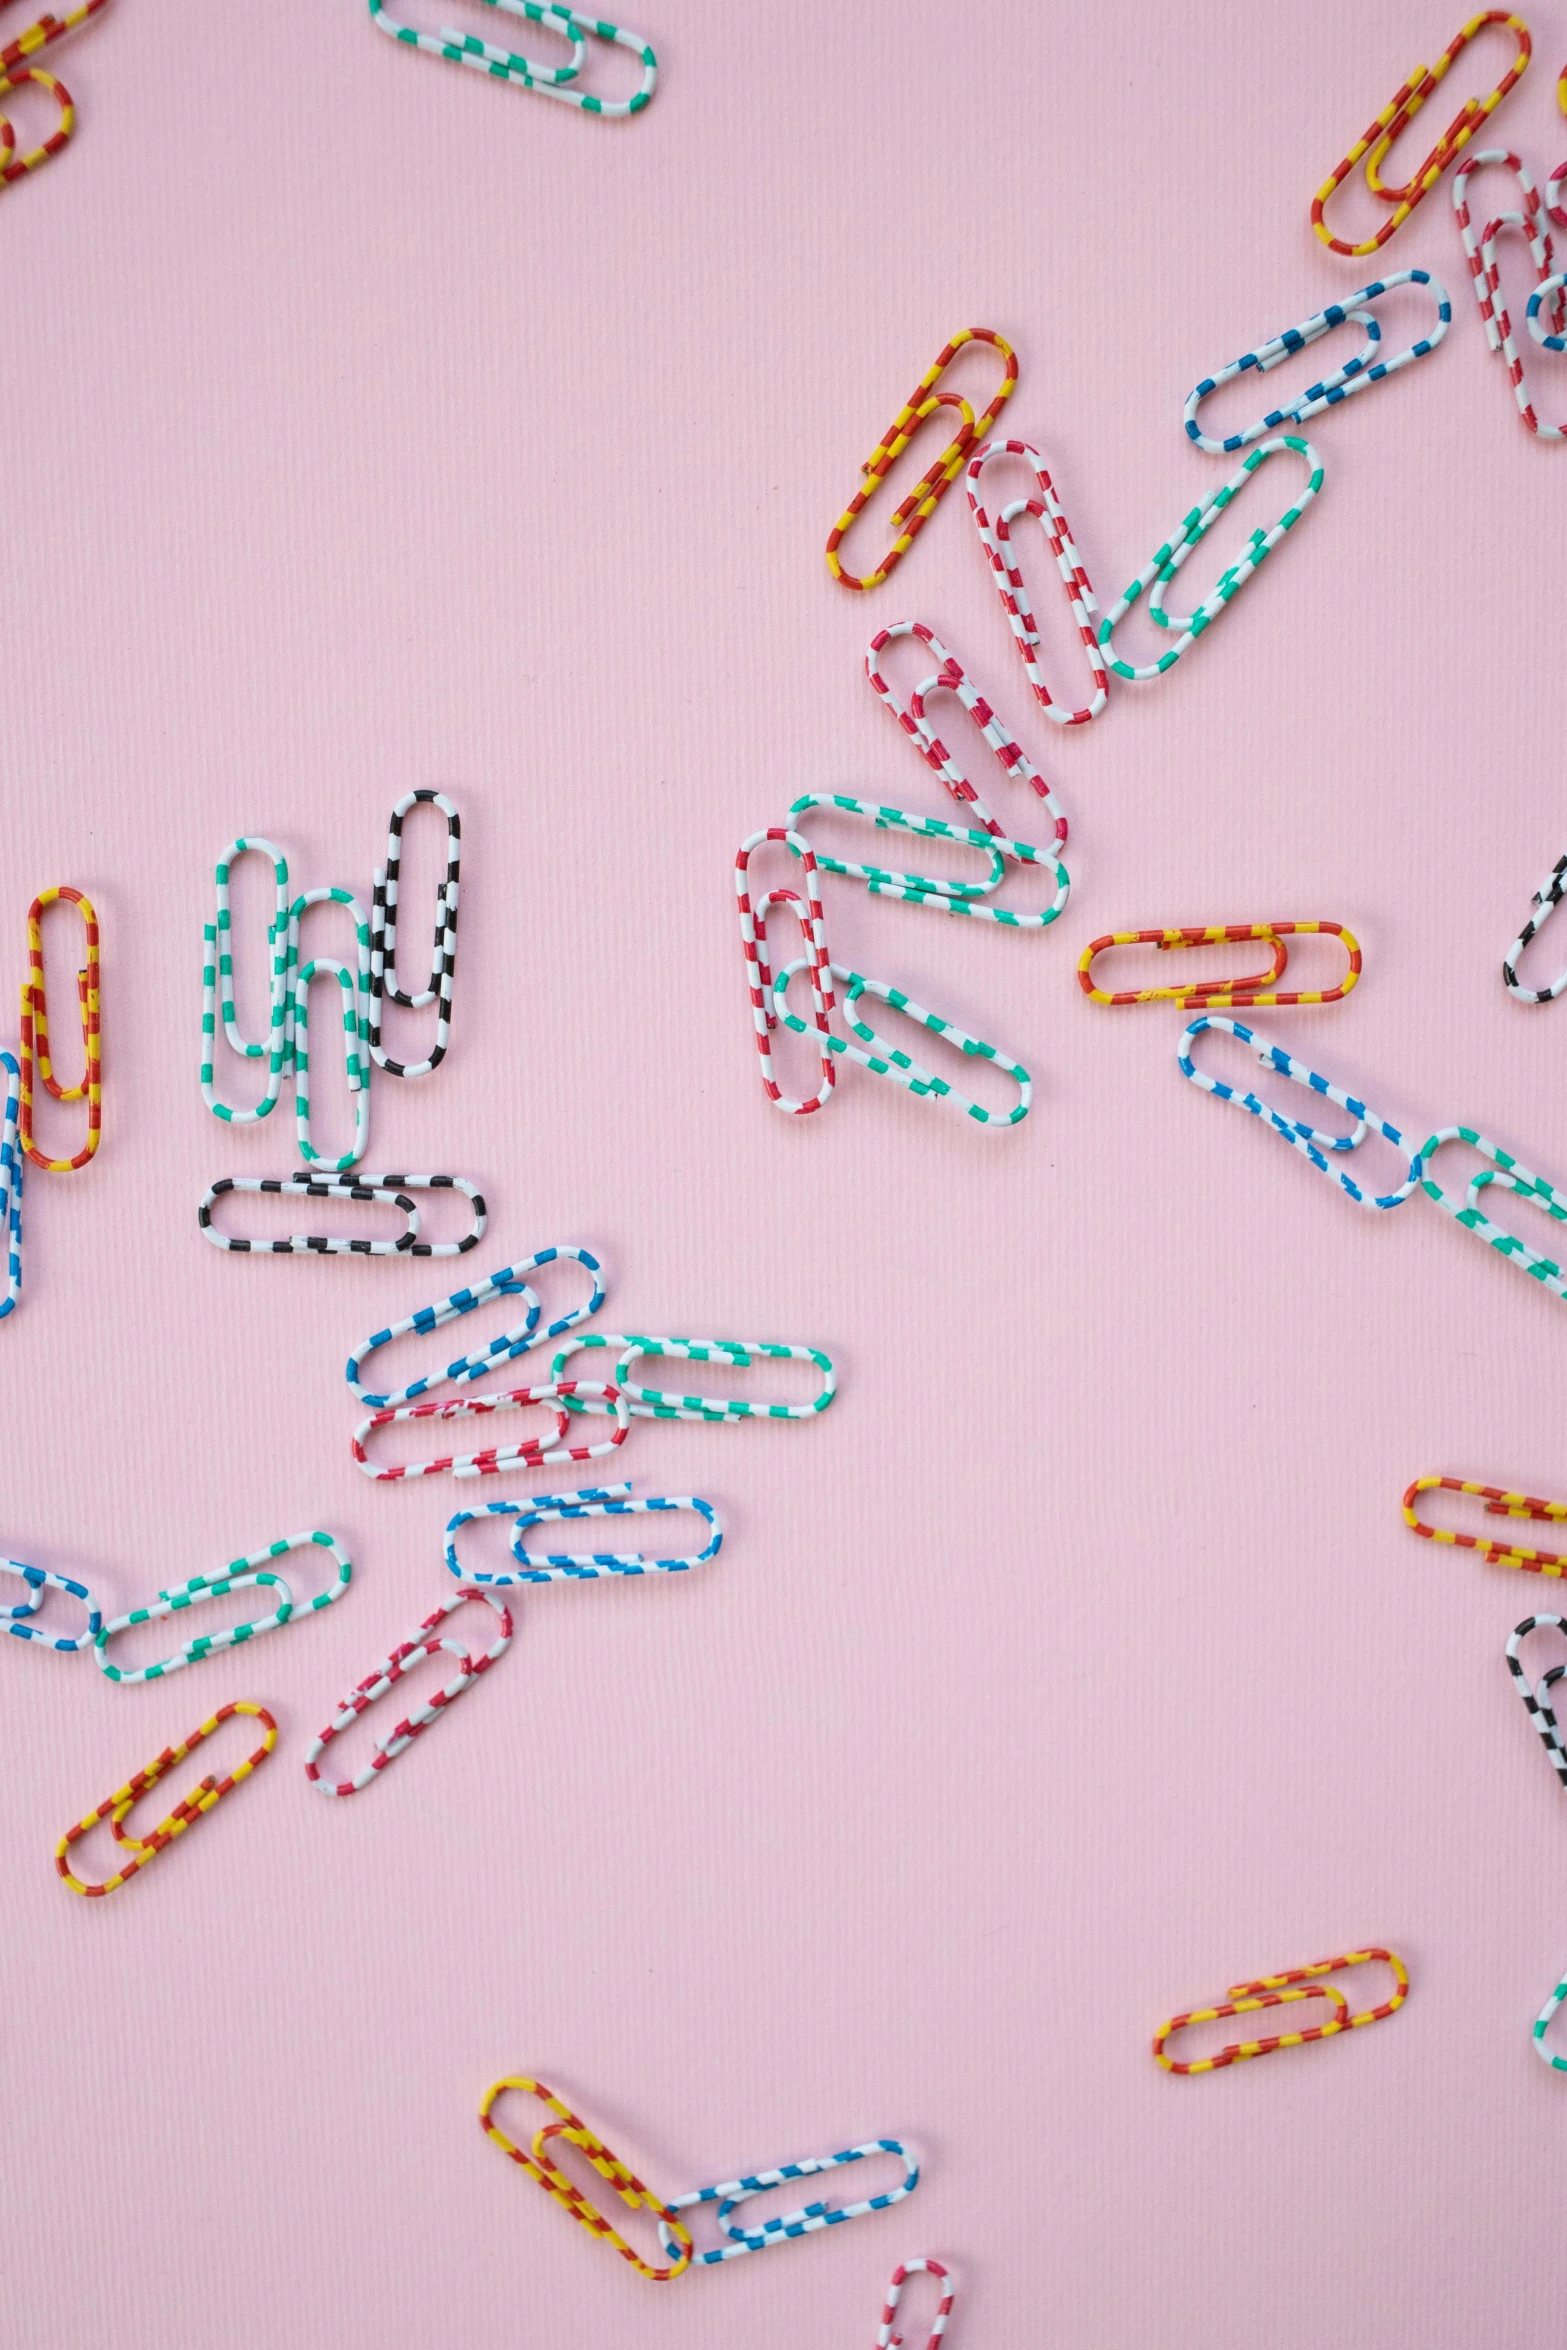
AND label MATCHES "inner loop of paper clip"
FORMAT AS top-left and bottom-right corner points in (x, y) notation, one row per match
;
(825, 330), (1017, 591)
(92, 1532), (352, 1684)
(1179, 1016), (1420, 1209)
(1182, 273), (1450, 455)
(55, 1701), (278, 1897)
(655, 2137), (920, 2266)
(877, 2258), (956, 2350)
(965, 437), (1107, 726)
(550, 1331), (836, 1421)
(304, 1585), (513, 1797)
(1417, 1126), (1567, 1302)
(345, 1246), (605, 1407)
(477, 2077), (692, 2282)
(20, 885), (101, 1172)
(774, 959), (1032, 1133)
(1404, 1473), (1567, 1575)
(786, 794), (1068, 929)
(1, 1559), (101, 1652)
(352, 1379), (630, 1481)
(1081, 923), (1361, 1010)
